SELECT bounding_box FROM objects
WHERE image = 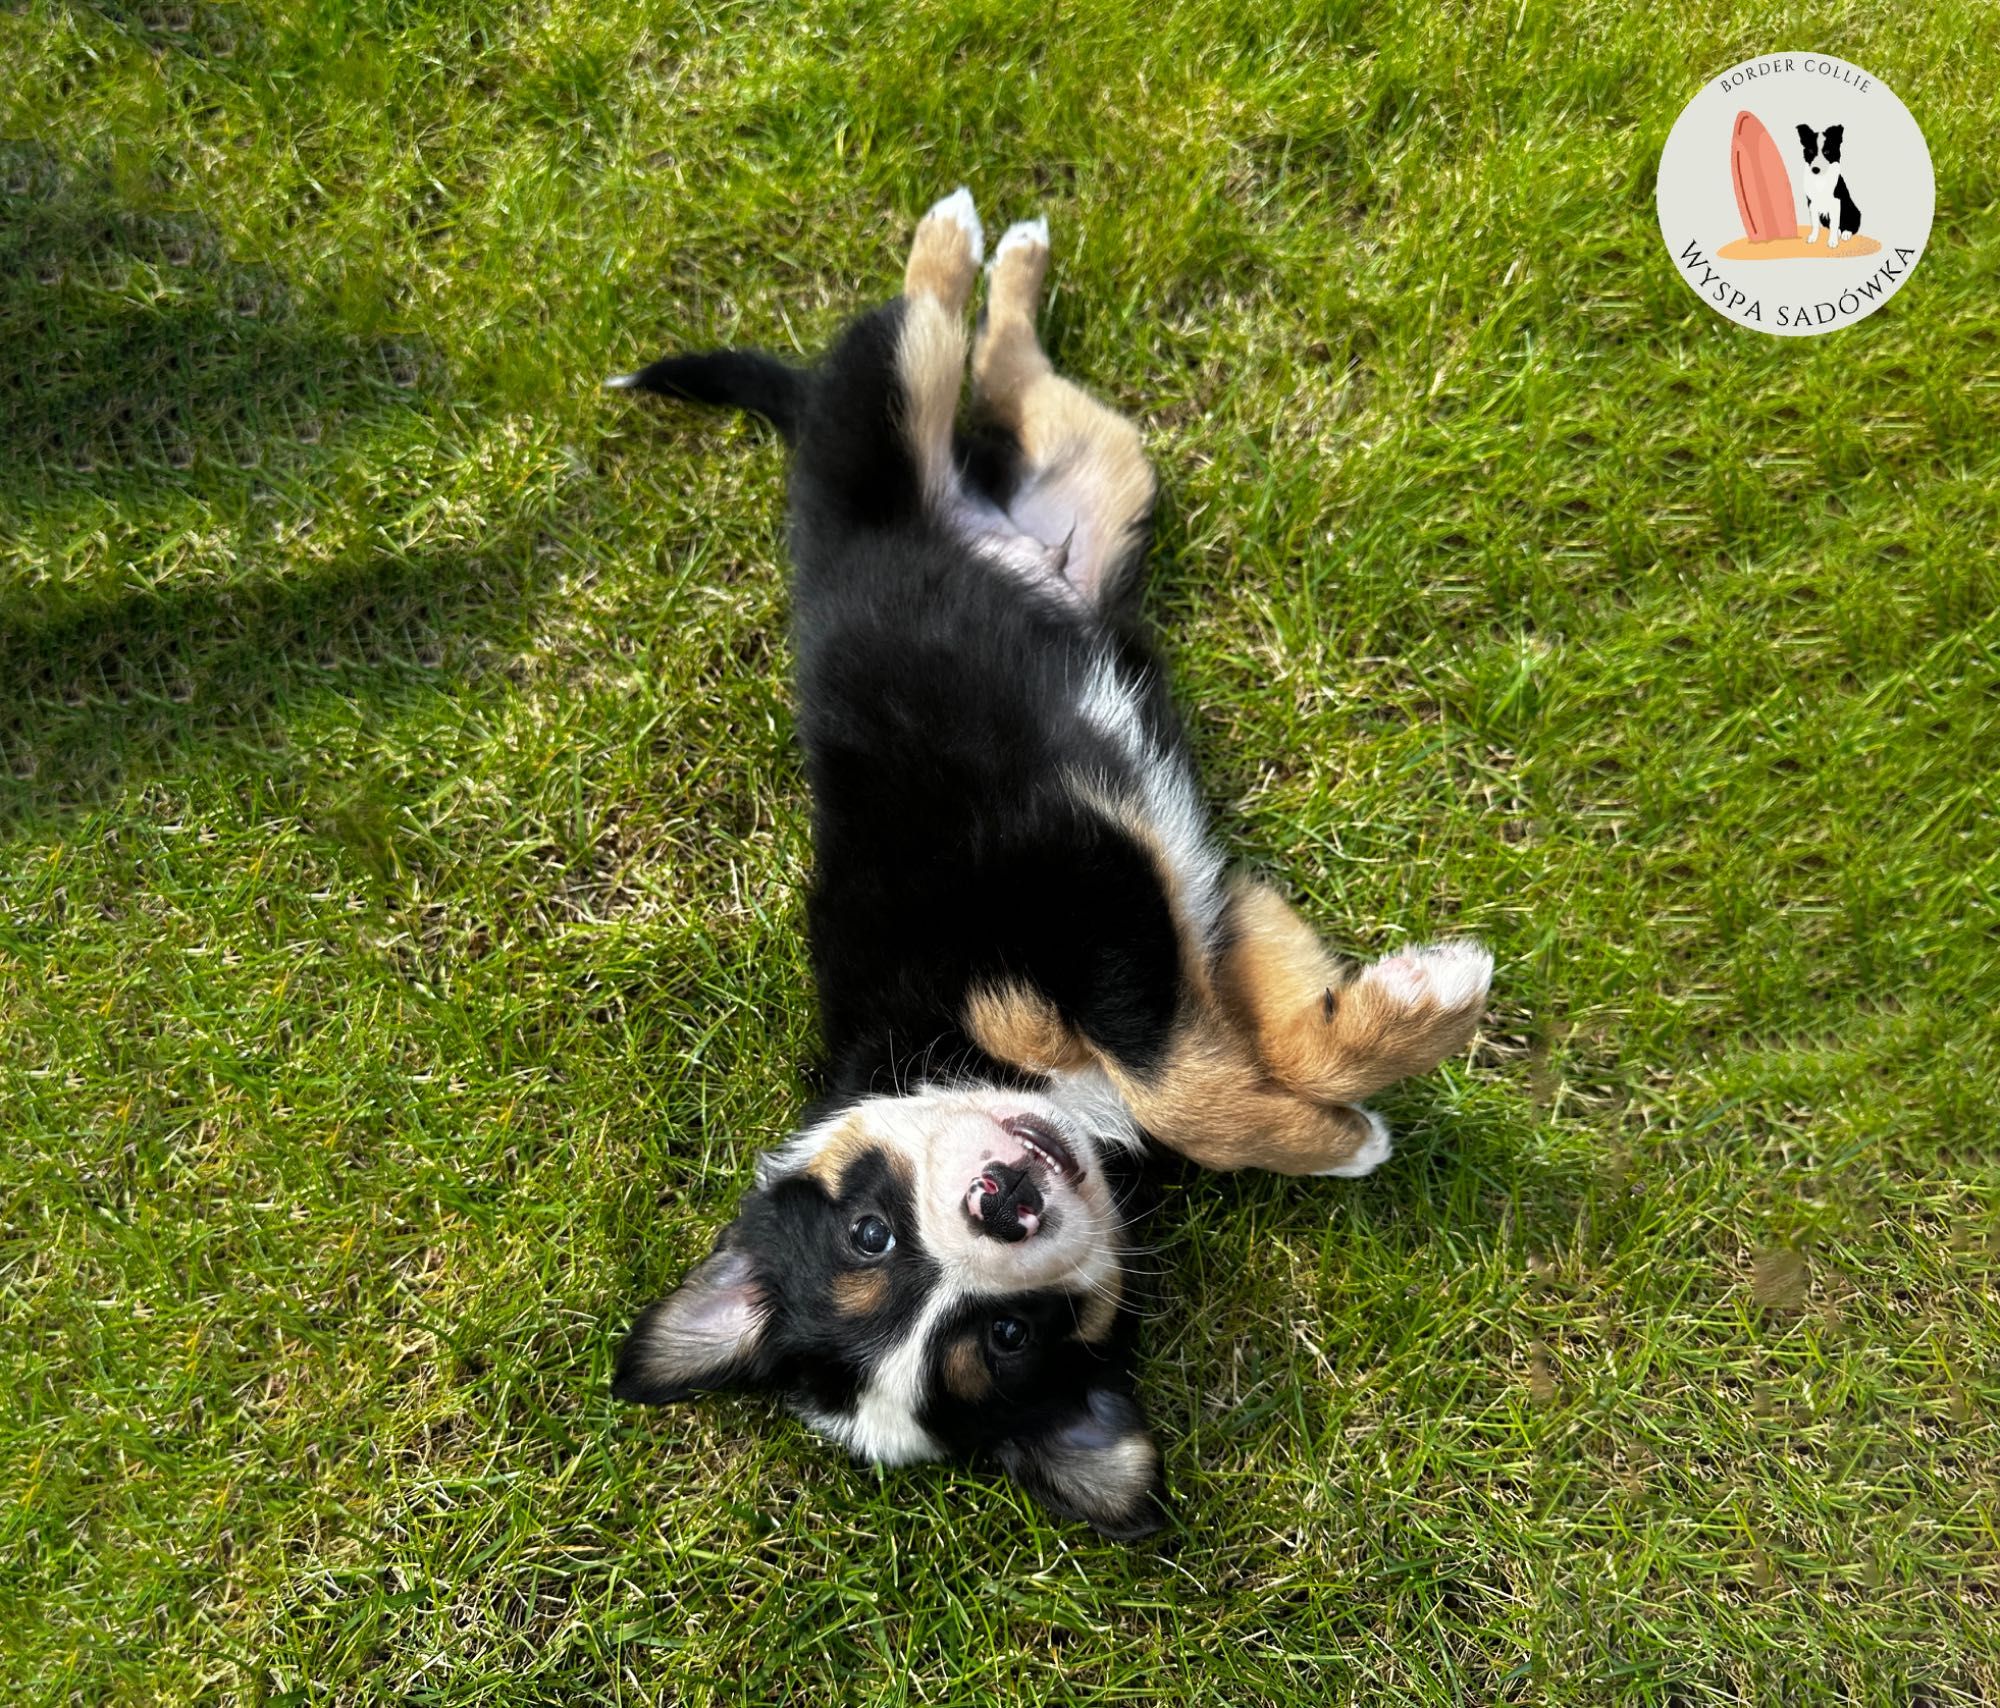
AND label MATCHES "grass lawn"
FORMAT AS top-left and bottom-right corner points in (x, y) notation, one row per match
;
(4, 1), (1998, 1700)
